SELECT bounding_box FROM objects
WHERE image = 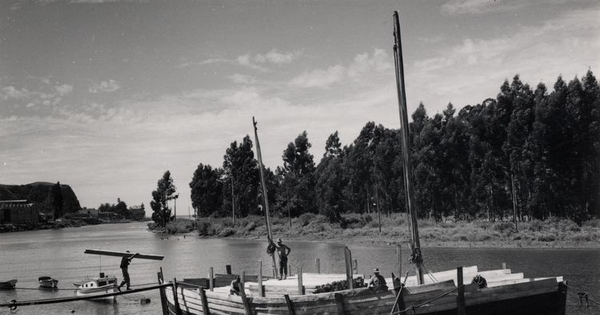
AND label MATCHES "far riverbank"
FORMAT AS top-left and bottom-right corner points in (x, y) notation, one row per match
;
(149, 213), (600, 249)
